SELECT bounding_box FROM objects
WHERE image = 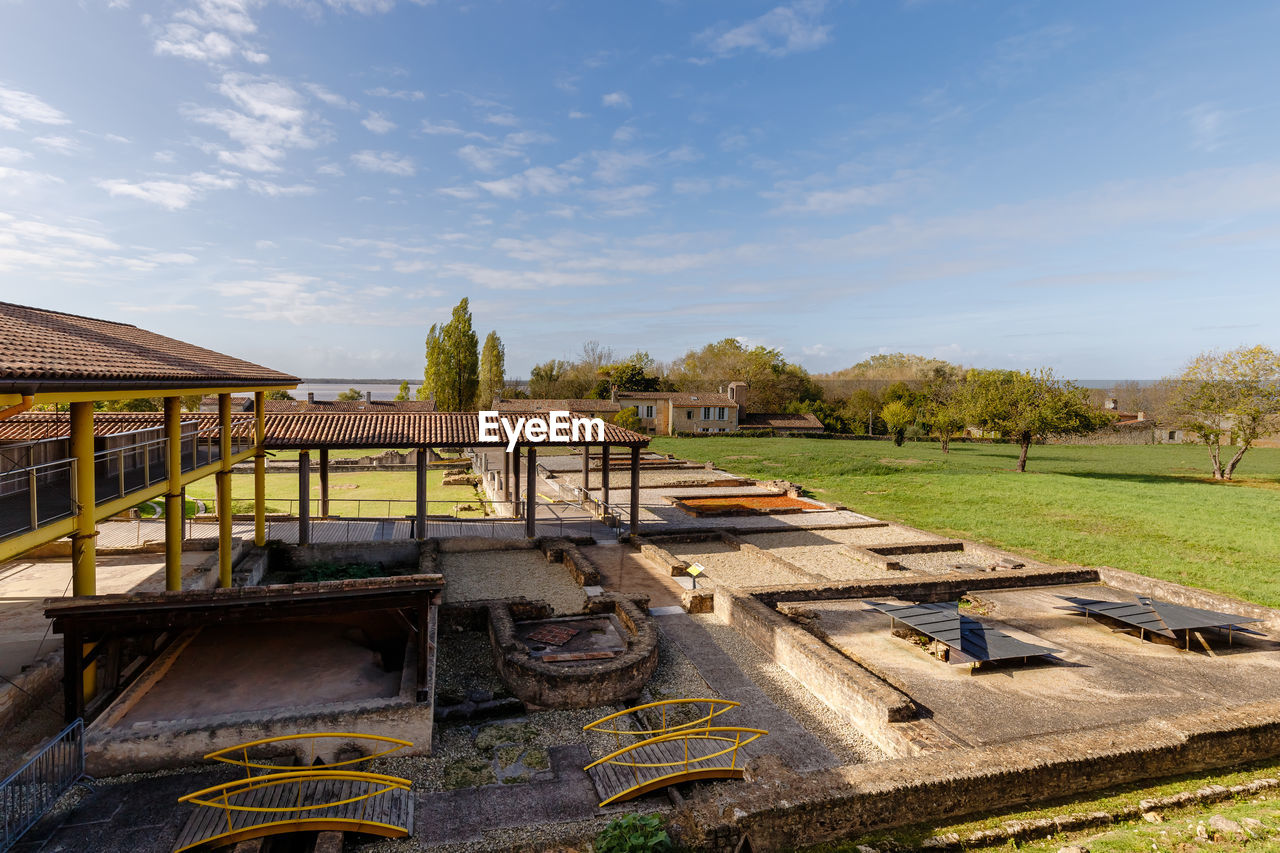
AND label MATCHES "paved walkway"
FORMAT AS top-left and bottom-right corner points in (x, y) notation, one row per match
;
(653, 612), (838, 773)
